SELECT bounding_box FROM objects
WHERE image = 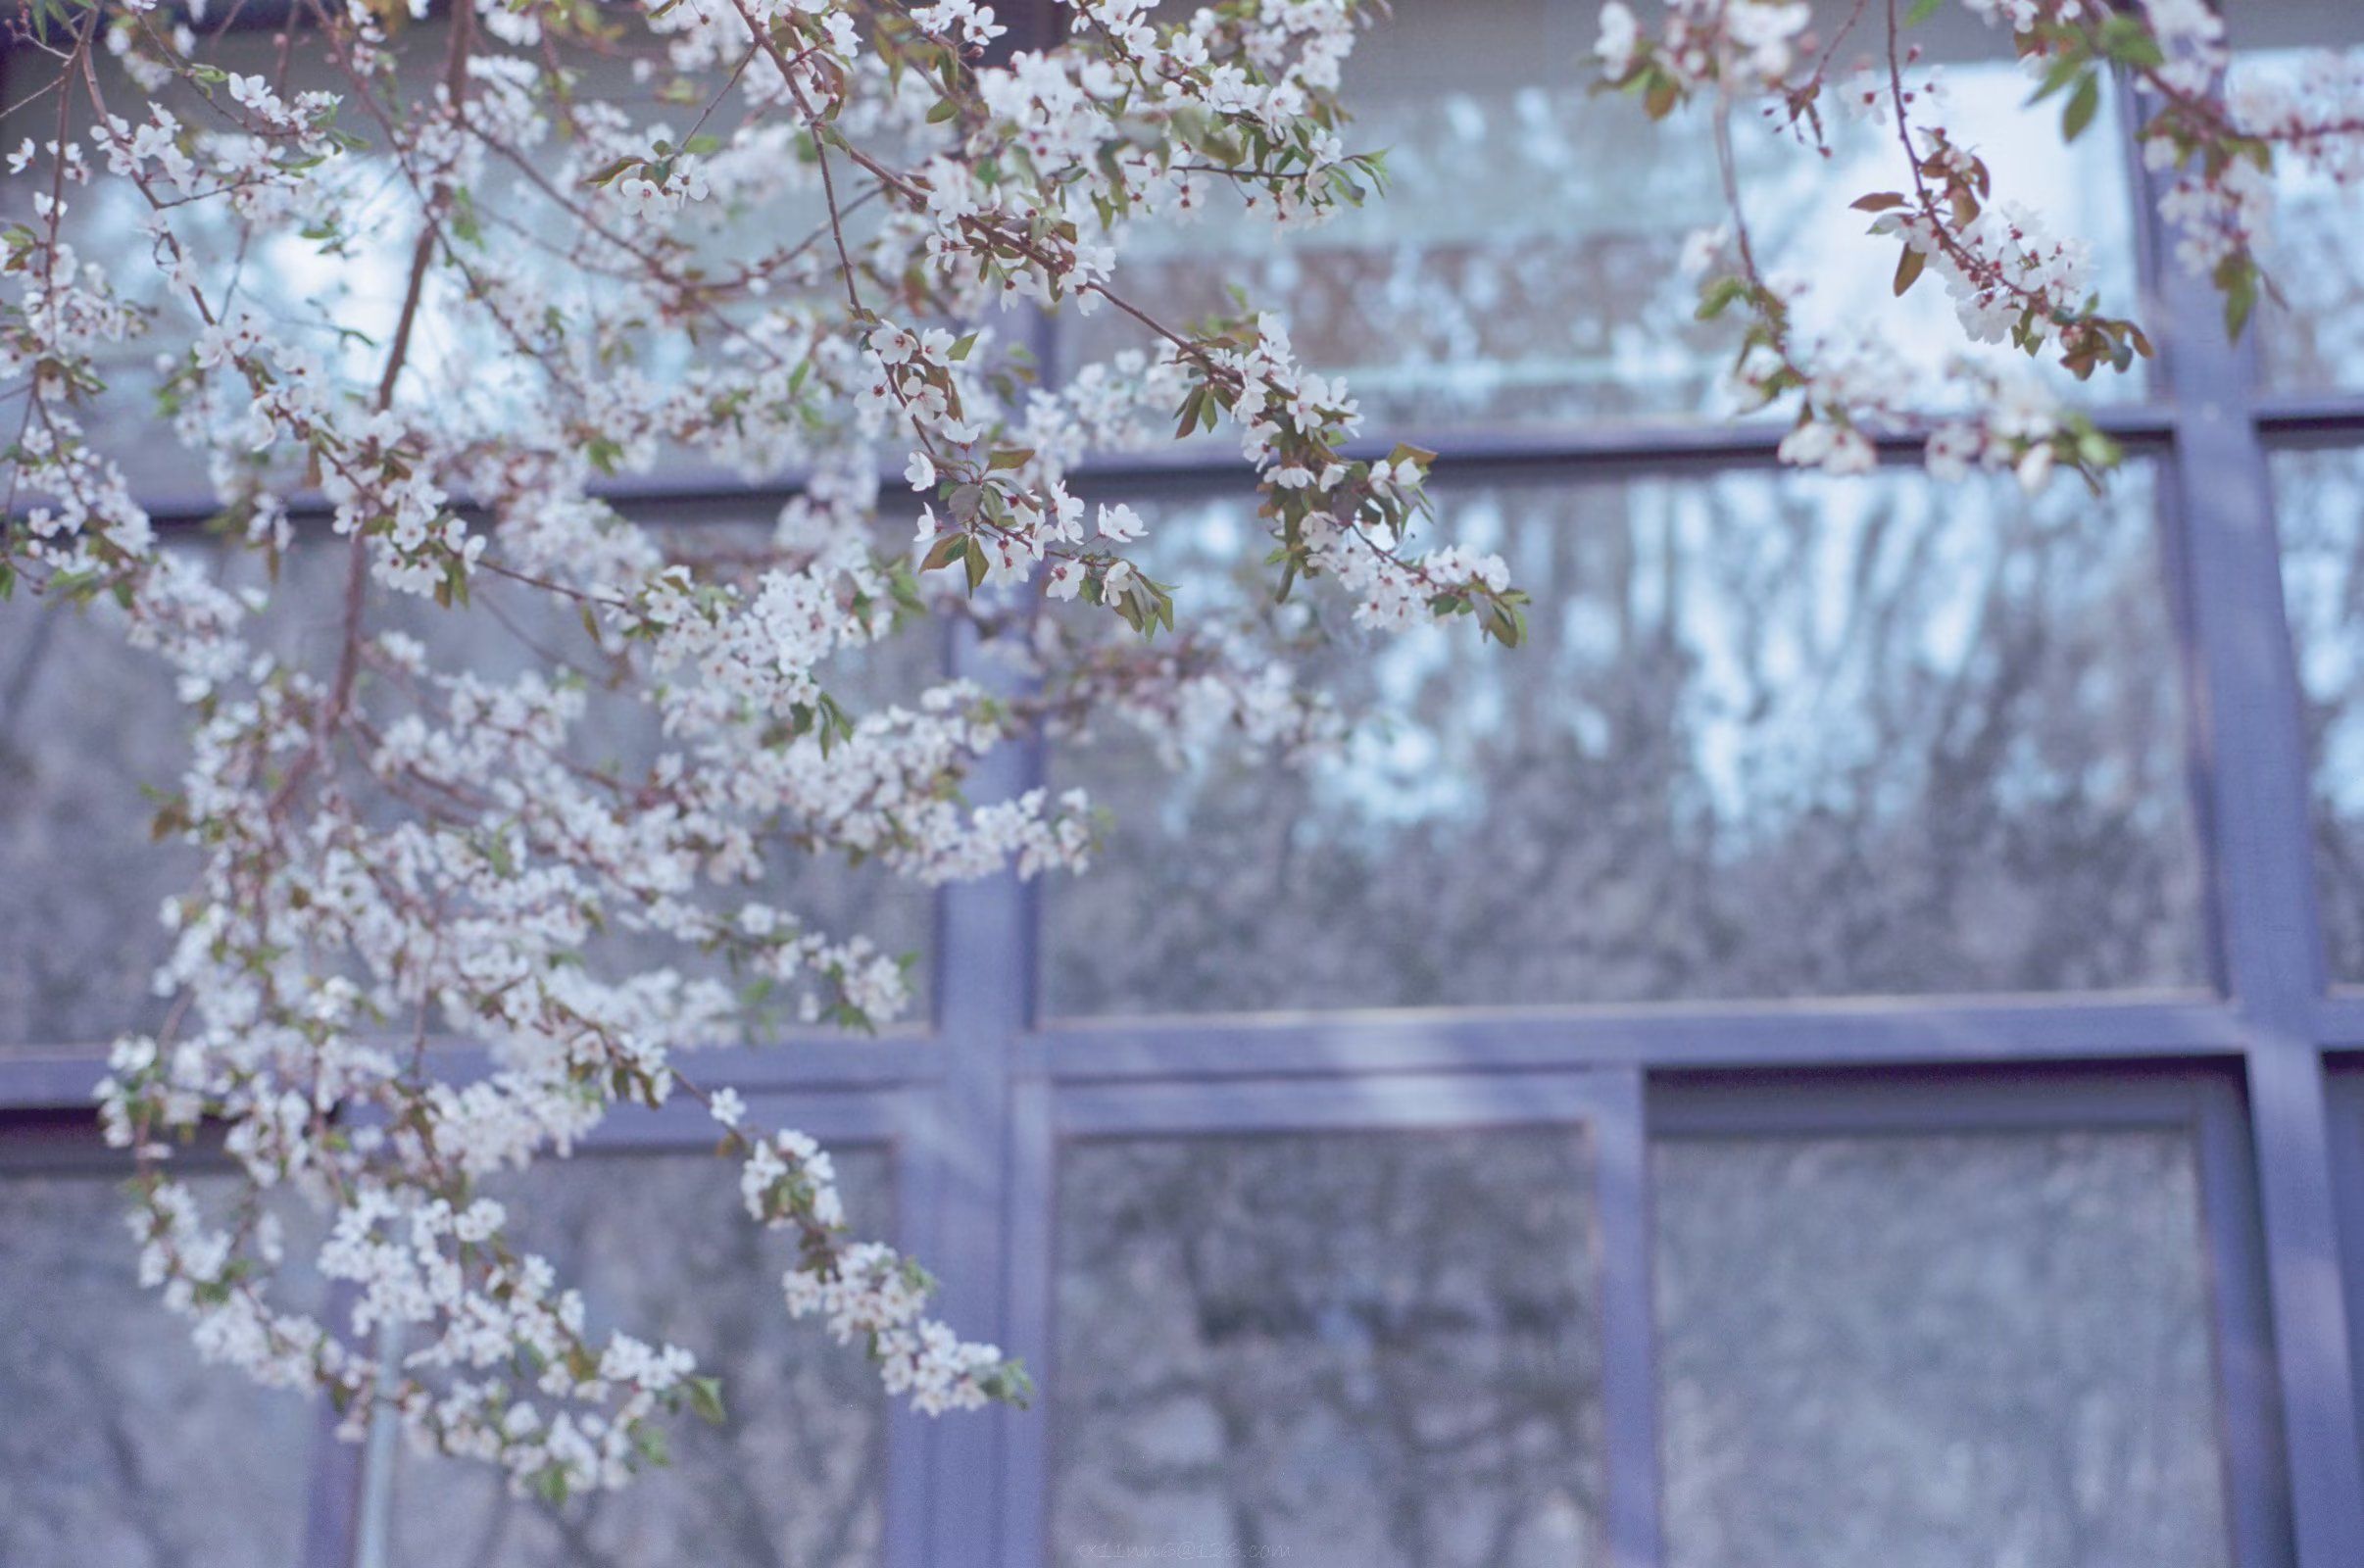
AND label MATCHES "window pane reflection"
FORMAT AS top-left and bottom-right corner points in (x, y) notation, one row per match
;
(1654, 1127), (2231, 1568)
(2233, 6), (2364, 394)
(1051, 1128), (1601, 1566)
(2271, 446), (2364, 983)
(1057, 0), (2142, 432)
(1046, 466), (2202, 1016)
(0, 526), (936, 1054)
(386, 1147), (892, 1567)
(0, 591), (195, 1051)
(0, 1170), (320, 1568)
